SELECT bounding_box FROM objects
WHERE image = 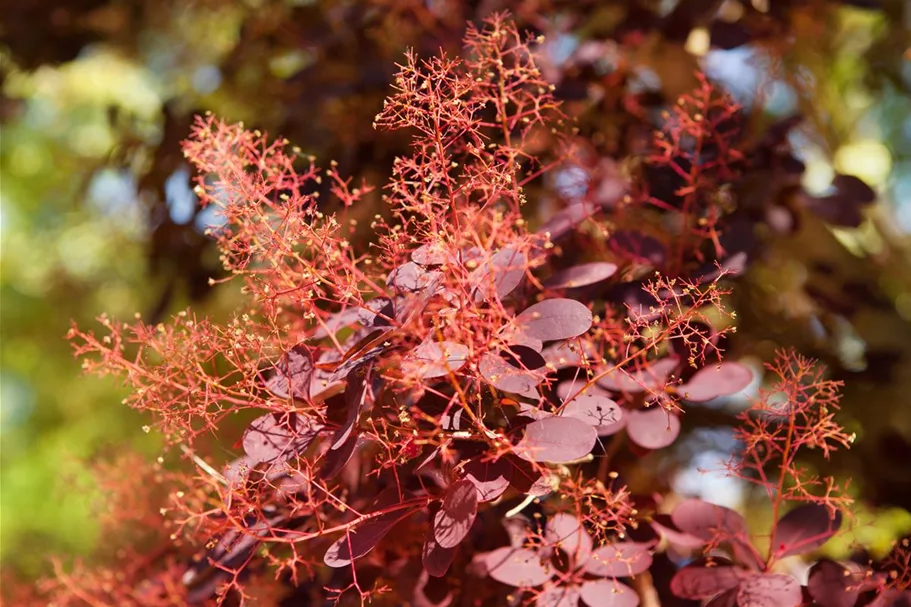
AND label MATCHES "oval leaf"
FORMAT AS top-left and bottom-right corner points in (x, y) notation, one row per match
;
(242, 413), (323, 463)
(678, 362), (753, 403)
(537, 585), (581, 607)
(671, 499), (749, 542)
(596, 357), (678, 393)
(422, 529), (457, 578)
(544, 513), (593, 564)
(562, 394), (624, 436)
(579, 579), (639, 607)
(544, 262), (618, 289)
(479, 351), (544, 398)
(470, 246), (527, 302)
(484, 546), (552, 587)
(264, 344), (314, 400)
(516, 299), (593, 342)
(433, 479), (479, 549)
(670, 565), (744, 599)
(584, 542), (652, 577)
(324, 491), (420, 567)
(807, 559), (862, 607)
(516, 416), (598, 464)
(407, 340), (470, 379)
(770, 504), (842, 559)
(736, 573), (801, 607)
(625, 407), (680, 450)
